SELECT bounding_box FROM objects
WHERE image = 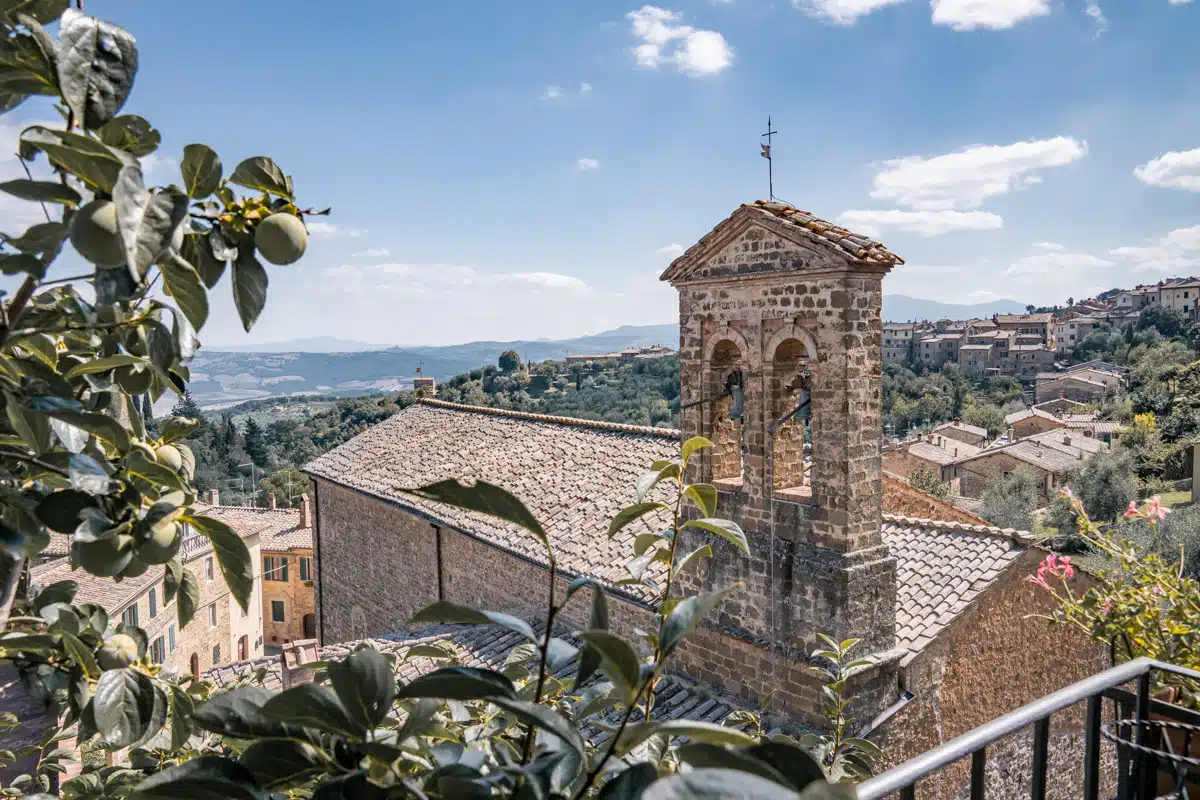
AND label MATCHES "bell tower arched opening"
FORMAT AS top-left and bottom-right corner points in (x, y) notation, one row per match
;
(768, 336), (813, 499)
(708, 338), (745, 488)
